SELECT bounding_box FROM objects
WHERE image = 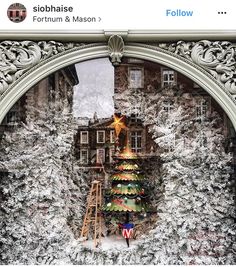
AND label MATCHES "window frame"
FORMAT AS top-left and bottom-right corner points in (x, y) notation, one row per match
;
(97, 130), (105, 143)
(162, 99), (174, 114)
(130, 130), (142, 153)
(161, 68), (176, 87)
(196, 97), (211, 119)
(2, 103), (20, 126)
(109, 147), (115, 163)
(96, 148), (105, 163)
(80, 149), (88, 164)
(80, 131), (88, 144)
(128, 67), (144, 89)
(110, 130), (115, 143)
